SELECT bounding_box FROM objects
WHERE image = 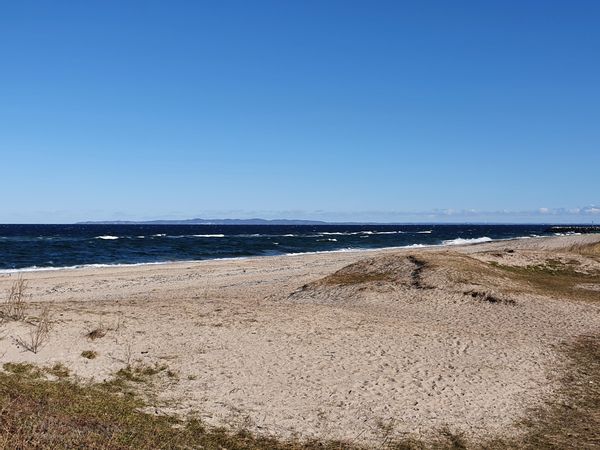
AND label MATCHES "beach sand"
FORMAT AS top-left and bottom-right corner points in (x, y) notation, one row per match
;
(1, 234), (599, 444)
